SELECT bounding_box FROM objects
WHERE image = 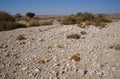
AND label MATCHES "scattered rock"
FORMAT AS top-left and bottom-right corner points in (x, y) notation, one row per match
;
(17, 41), (25, 45)
(4, 73), (10, 79)
(34, 68), (41, 72)
(97, 63), (104, 69)
(0, 44), (8, 48)
(39, 38), (45, 41)
(21, 67), (28, 71)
